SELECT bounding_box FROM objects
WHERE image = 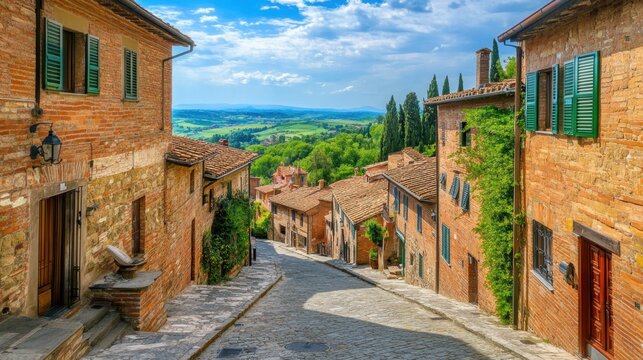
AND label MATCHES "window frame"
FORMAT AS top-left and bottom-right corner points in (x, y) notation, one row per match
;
(416, 204), (423, 233)
(131, 197), (144, 256)
(532, 220), (554, 289)
(123, 47), (138, 100)
(460, 121), (471, 147)
(441, 224), (450, 264)
(403, 194), (409, 221)
(536, 68), (553, 132)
